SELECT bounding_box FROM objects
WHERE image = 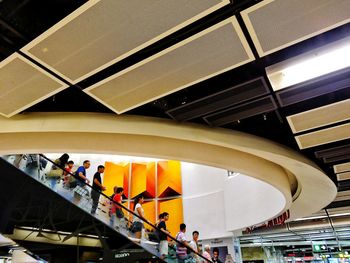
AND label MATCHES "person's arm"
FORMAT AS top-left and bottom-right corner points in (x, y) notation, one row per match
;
(159, 222), (170, 234)
(179, 235), (190, 248)
(161, 229), (170, 234)
(78, 170), (90, 184)
(183, 240), (189, 247)
(183, 238), (199, 255)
